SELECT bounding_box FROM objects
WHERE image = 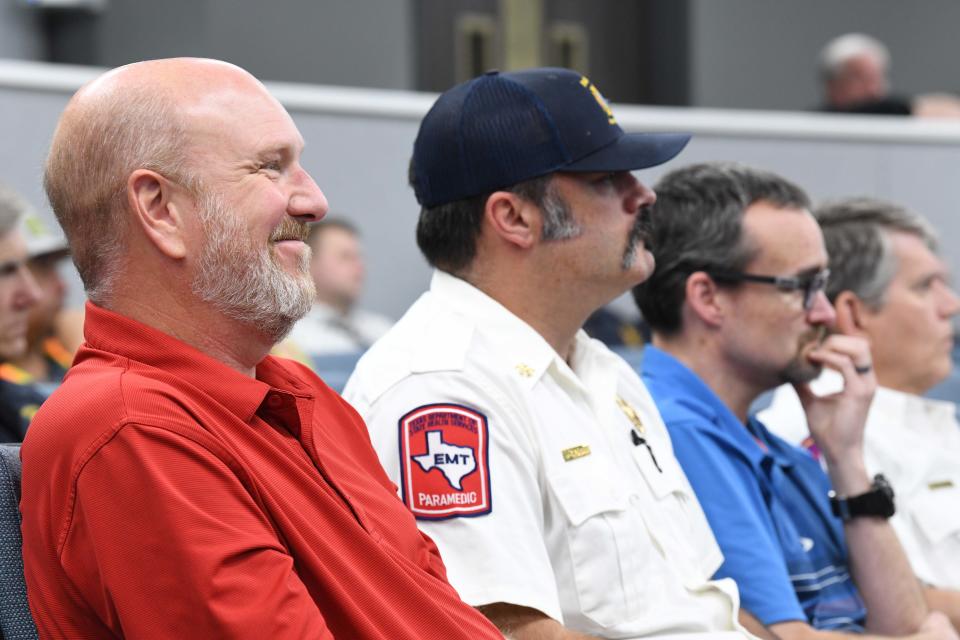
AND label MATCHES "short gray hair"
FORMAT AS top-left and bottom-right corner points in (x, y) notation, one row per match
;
(815, 197), (937, 308)
(45, 86), (199, 305)
(819, 33), (890, 82)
